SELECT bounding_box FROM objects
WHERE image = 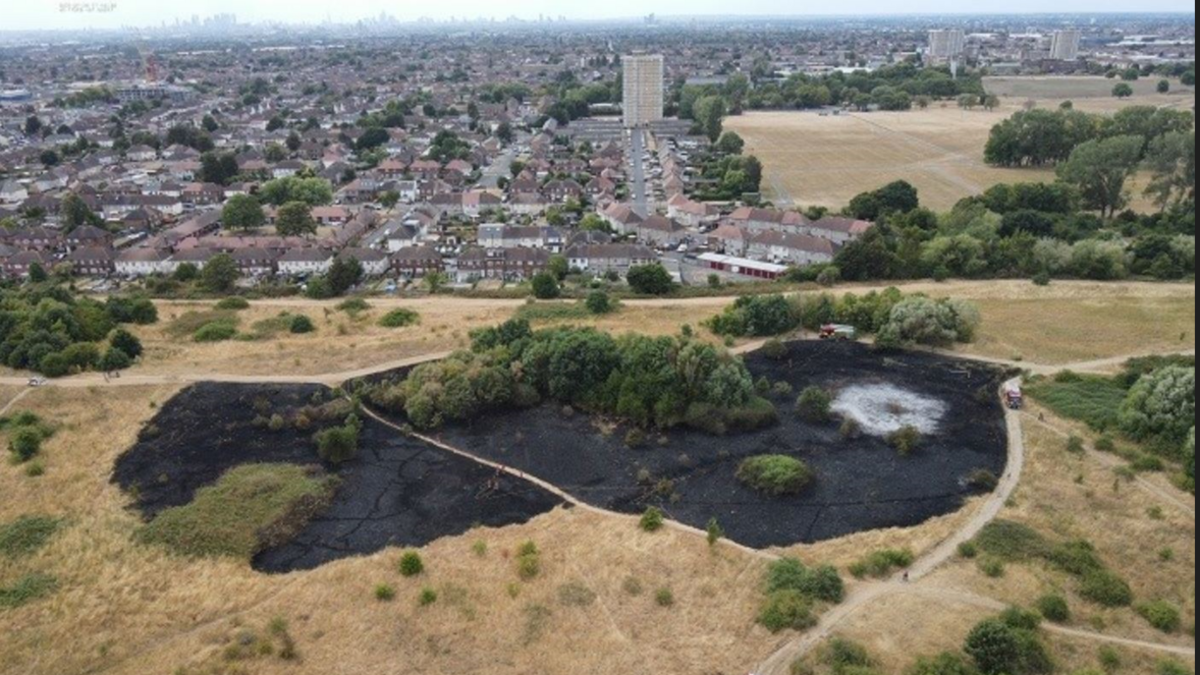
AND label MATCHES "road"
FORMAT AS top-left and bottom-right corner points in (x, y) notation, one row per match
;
(478, 141), (521, 190)
(629, 128), (649, 218)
